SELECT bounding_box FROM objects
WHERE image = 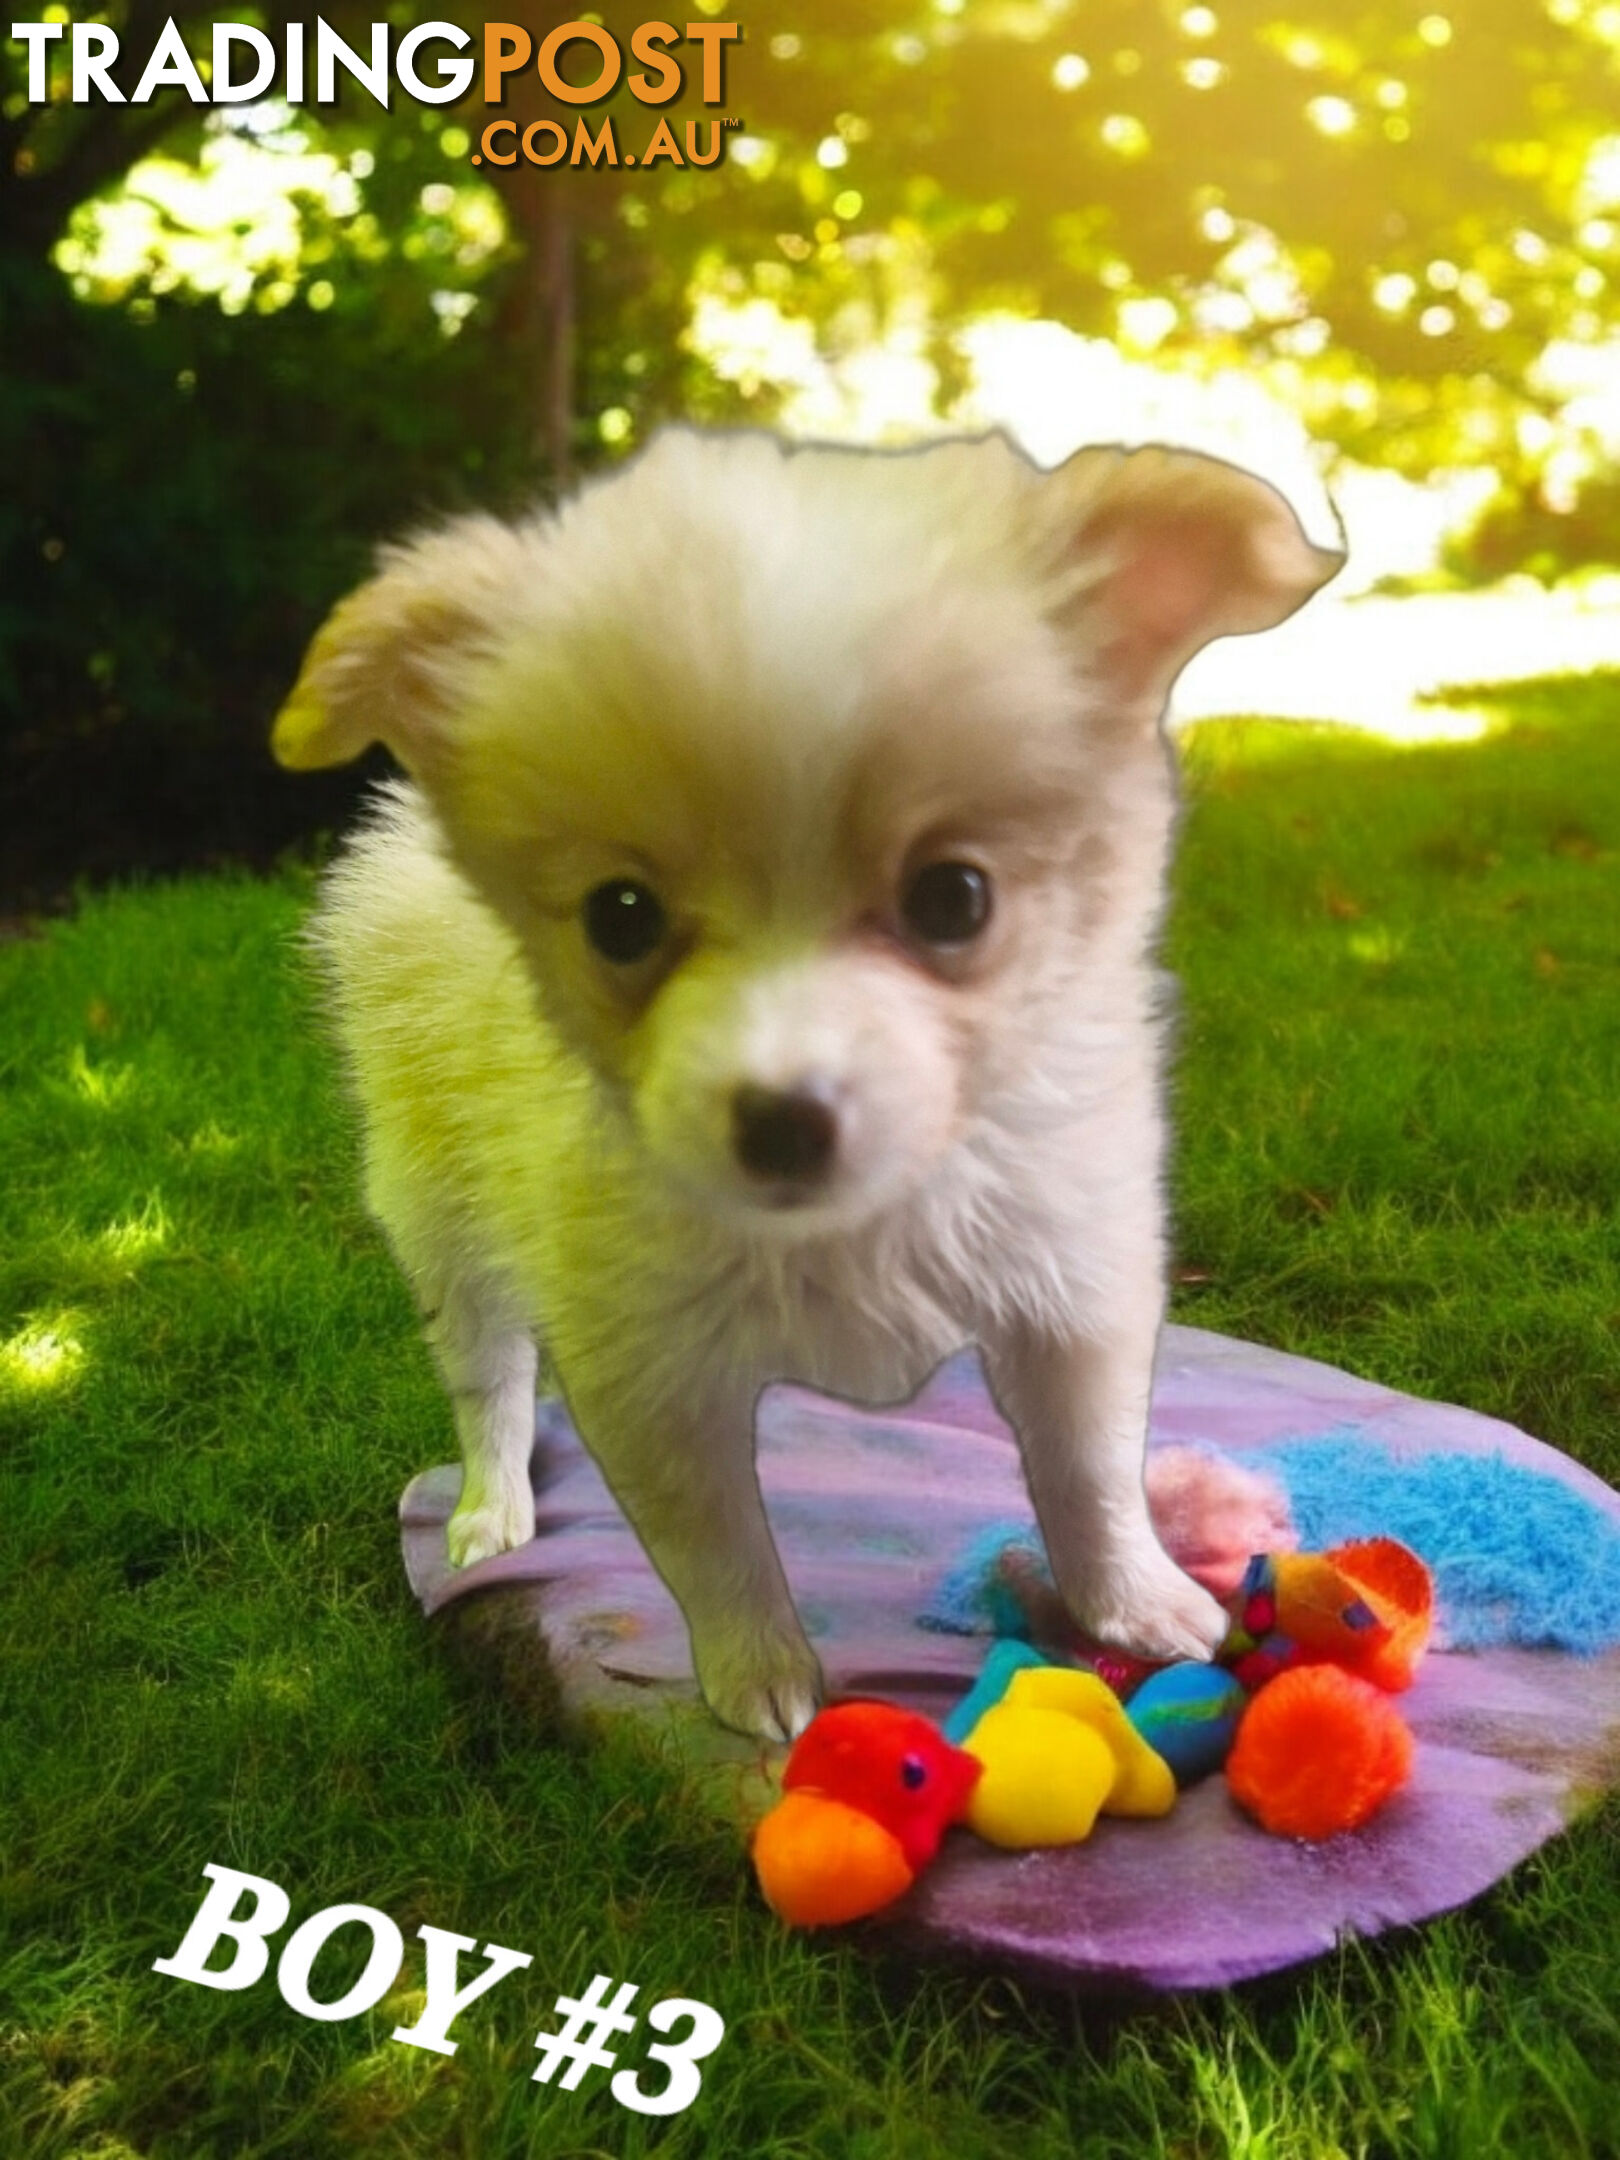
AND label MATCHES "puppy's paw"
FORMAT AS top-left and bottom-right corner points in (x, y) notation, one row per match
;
(446, 1489), (535, 1568)
(1072, 1544), (1229, 1665)
(695, 1622), (825, 1745)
